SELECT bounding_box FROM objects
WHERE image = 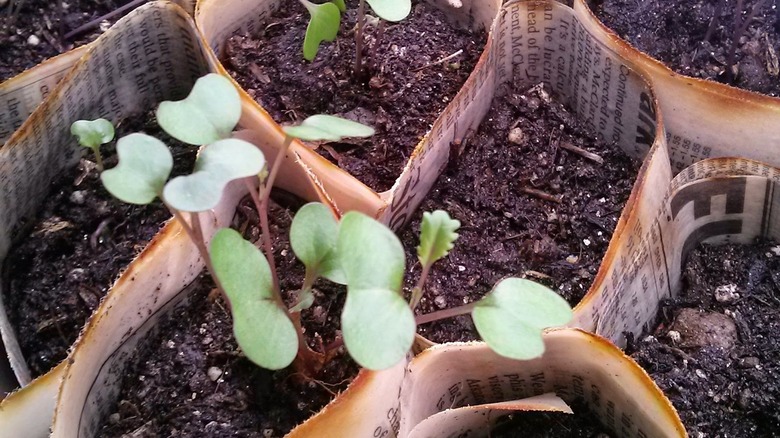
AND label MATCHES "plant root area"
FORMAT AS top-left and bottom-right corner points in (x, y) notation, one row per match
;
(590, 0), (780, 96)
(223, 0), (486, 192)
(629, 240), (780, 437)
(99, 194), (357, 438)
(0, 0), (150, 82)
(399, 83), (640, 344)
(2, 111), (195, 378)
